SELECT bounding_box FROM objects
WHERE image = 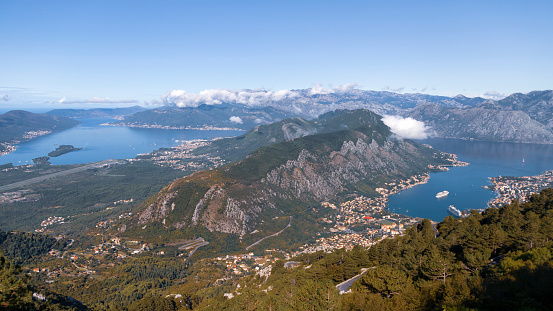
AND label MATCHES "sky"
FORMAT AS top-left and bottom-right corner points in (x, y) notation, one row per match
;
(1, 0), (552, 109)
